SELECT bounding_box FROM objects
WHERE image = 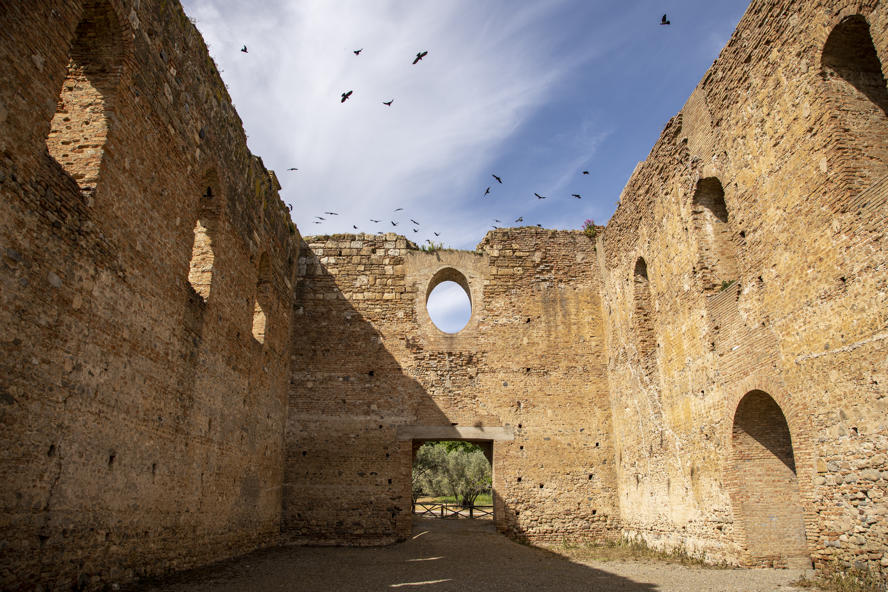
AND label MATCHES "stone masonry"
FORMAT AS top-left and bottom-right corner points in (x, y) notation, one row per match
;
(1, 0), (886, 590)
